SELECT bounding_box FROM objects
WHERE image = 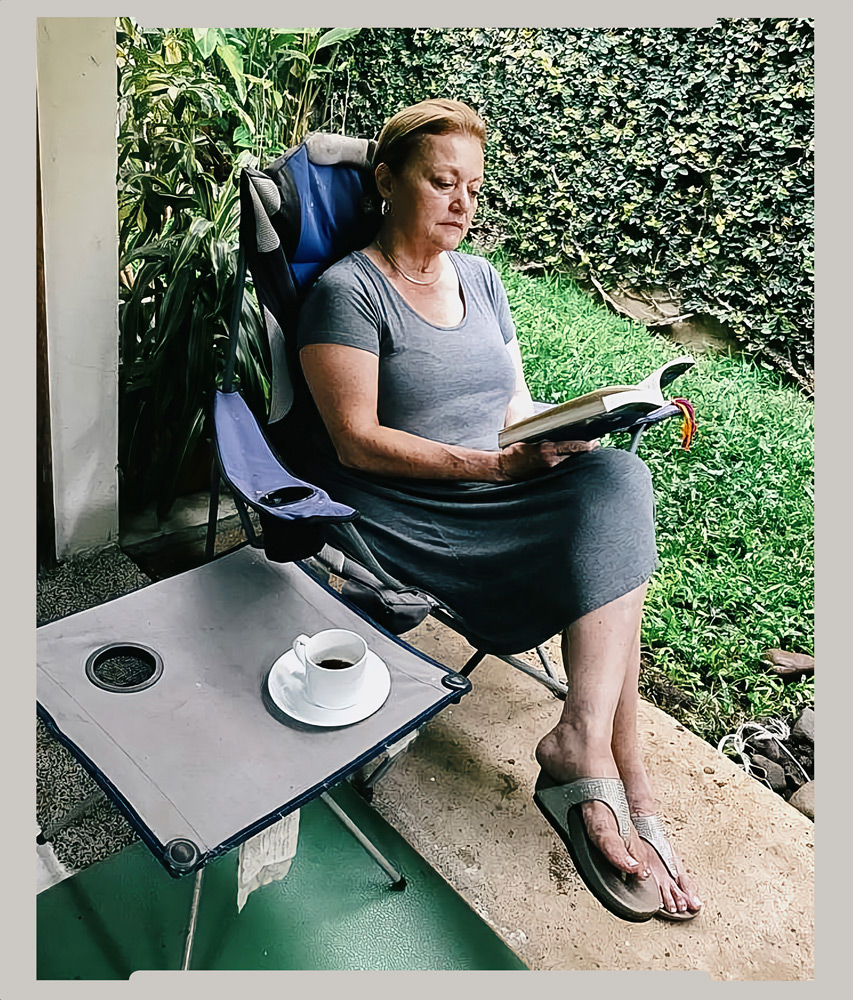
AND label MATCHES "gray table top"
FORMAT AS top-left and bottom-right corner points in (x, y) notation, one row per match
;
(37, 546), (469, 873)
